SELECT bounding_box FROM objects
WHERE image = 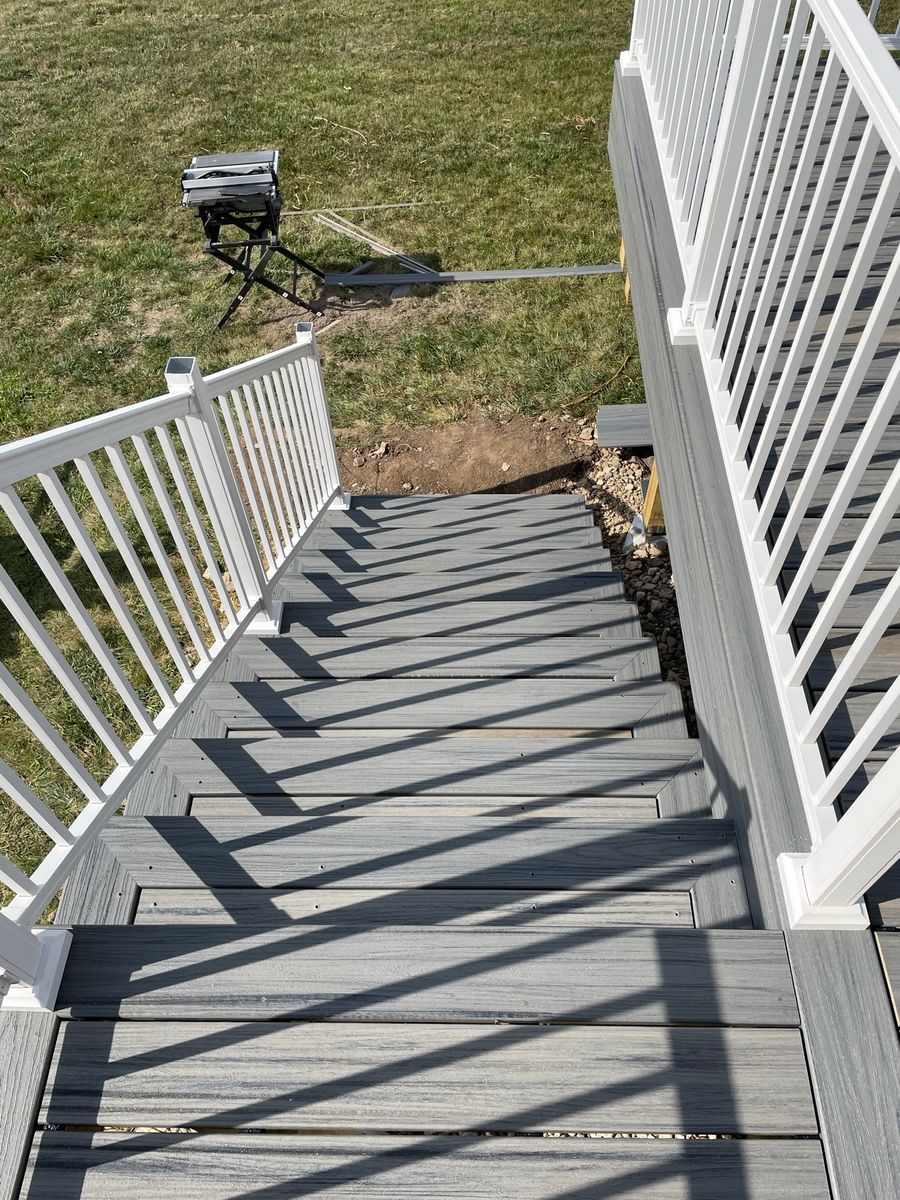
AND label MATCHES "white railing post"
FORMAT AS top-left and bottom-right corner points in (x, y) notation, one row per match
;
(0, 914), (71, 1010)
(164, 357), (279, 631)
(295, 323), (350, 511)
(670, 0), (790, 338)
